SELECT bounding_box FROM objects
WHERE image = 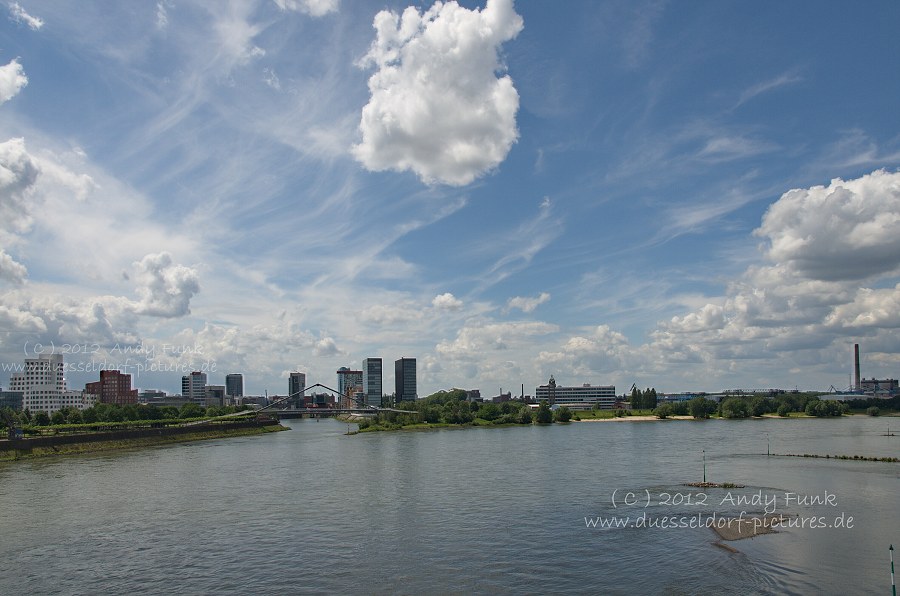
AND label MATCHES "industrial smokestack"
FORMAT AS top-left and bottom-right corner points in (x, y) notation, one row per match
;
(854, 344), (861, 391)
